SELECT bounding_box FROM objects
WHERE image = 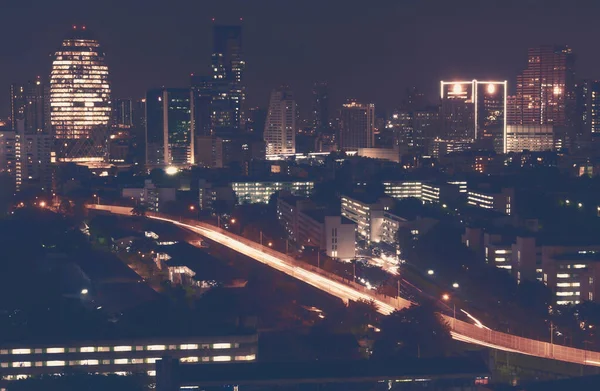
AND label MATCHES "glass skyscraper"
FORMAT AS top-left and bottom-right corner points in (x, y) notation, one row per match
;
(49, 26), (111, 162)
(145, 88), (193, 167)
